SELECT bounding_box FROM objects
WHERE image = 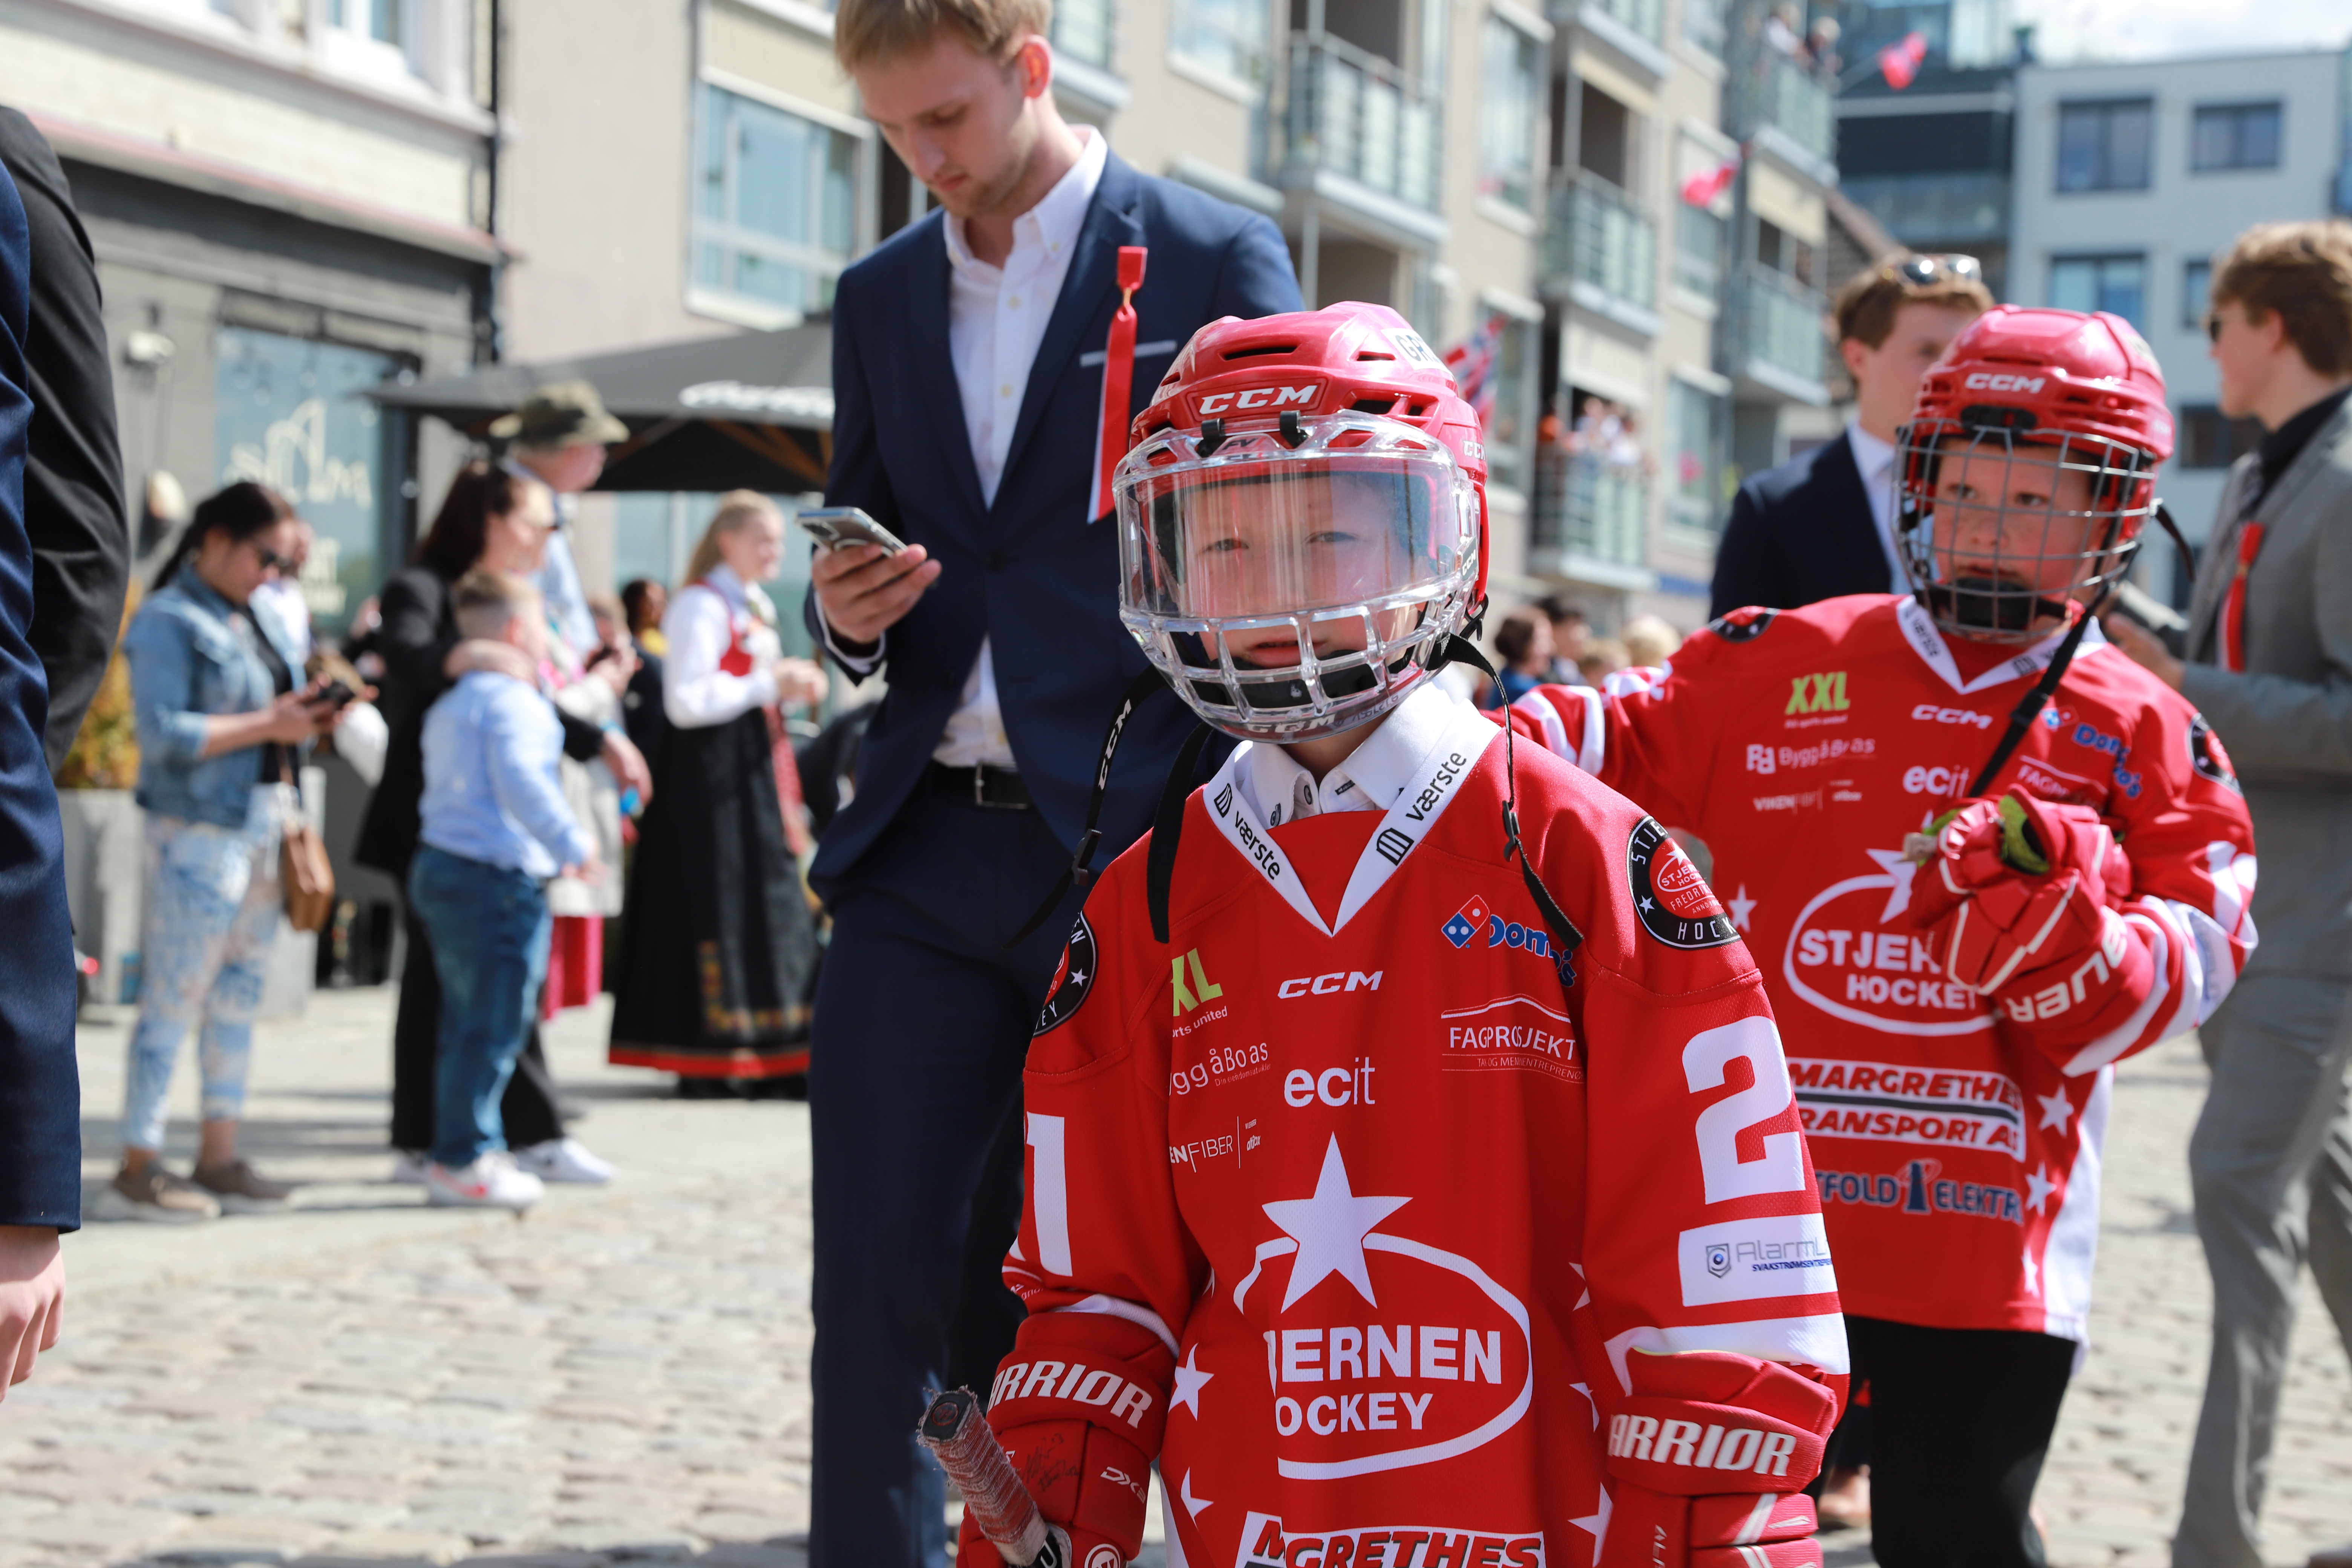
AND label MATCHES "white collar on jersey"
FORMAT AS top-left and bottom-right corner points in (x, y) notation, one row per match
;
(1203, 684), (1501, 938)
(1238, 680), (1461, 827)
(1893, 595), (2109, 697)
